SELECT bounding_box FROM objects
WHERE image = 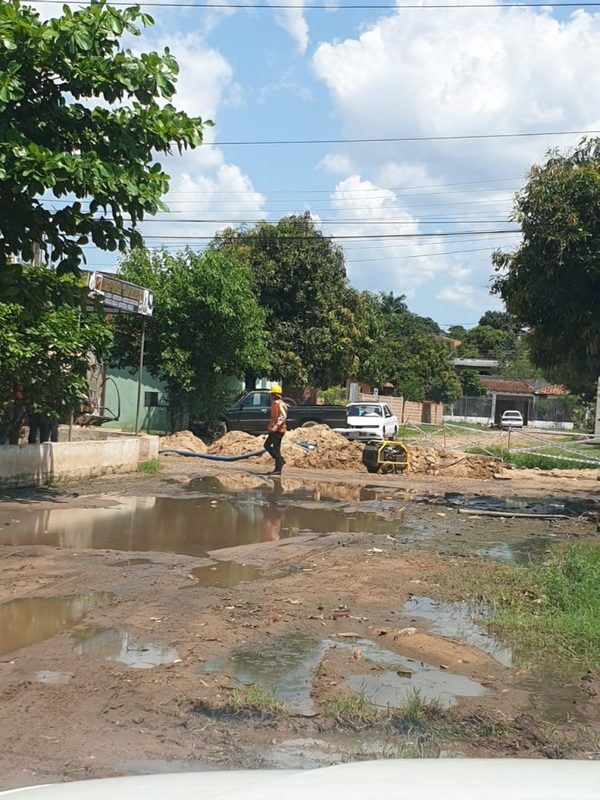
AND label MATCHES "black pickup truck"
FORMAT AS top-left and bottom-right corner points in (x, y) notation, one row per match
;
(222, 390), (347, 434)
